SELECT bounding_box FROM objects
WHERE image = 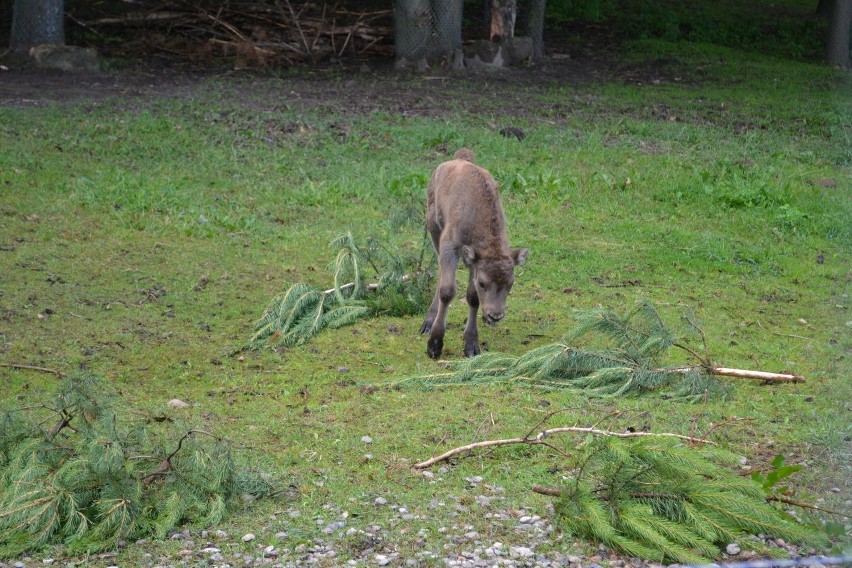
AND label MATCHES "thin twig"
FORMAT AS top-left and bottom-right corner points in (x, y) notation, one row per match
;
(141, 429), (216, 486)
(532, 484), (562, 497)
(767, 495), (847, 516)
(700, 417), (752, 444)
(1, 363), (64, 378)
(413, 425), (715, 469)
